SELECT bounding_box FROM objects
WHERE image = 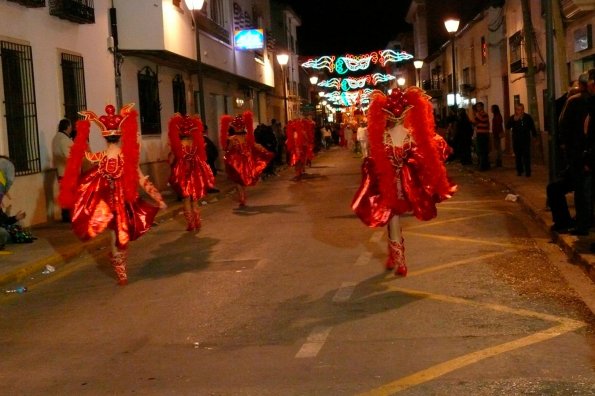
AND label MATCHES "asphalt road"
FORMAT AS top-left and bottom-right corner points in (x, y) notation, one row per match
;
(1, 148), (594, 395)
